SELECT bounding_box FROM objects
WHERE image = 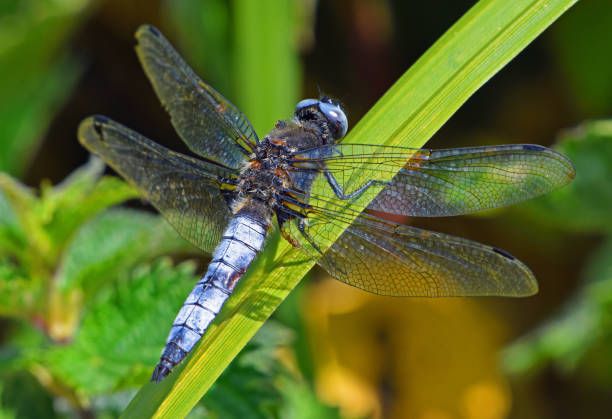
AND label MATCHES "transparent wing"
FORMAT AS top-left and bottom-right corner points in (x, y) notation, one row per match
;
(78, 115), (236, 253)
(279, 195), (537, 297)
(290, 144), (575, 217)
(135, 24), (257, 169)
